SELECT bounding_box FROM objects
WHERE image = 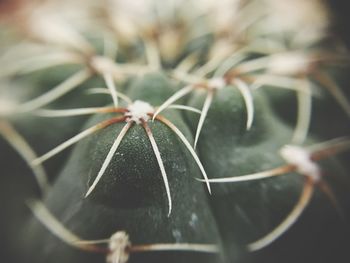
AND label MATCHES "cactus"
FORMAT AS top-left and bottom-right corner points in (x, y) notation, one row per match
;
(1, 0), (350, 263)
